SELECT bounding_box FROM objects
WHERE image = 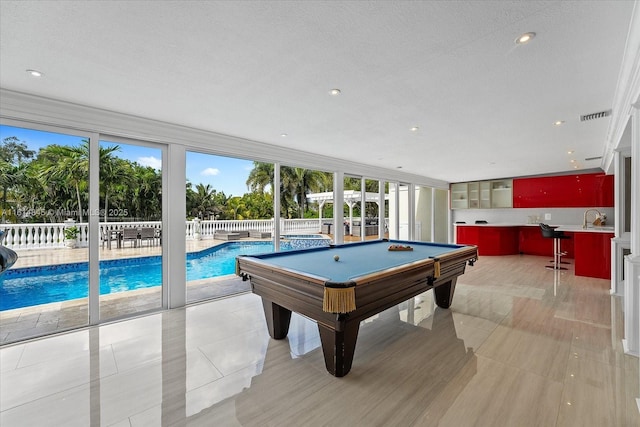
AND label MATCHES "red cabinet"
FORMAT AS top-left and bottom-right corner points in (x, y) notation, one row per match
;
(573, 232), (613, 279)
(456, 226), (519, 256)
(518, 227), (574, 258)
(513, 173), (613, 208)
(456, 225), (613, 279)
(455, 226), (479, 247)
